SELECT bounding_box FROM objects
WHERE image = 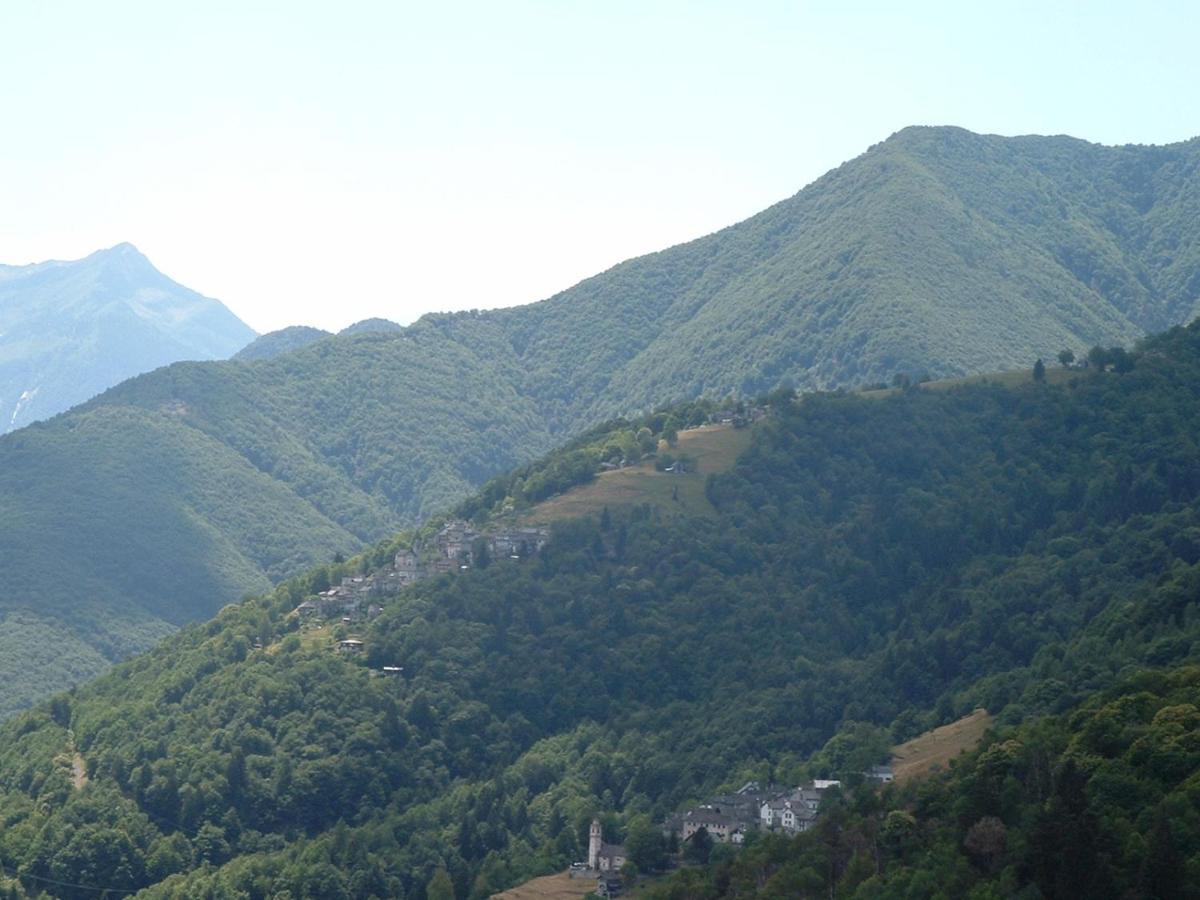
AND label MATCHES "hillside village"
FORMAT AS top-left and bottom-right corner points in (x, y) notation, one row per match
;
(661, 770), (890, 847)
(570, 770), (893, 896)
(289, 407), (767, 631)
(294, 519), (550, 626)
